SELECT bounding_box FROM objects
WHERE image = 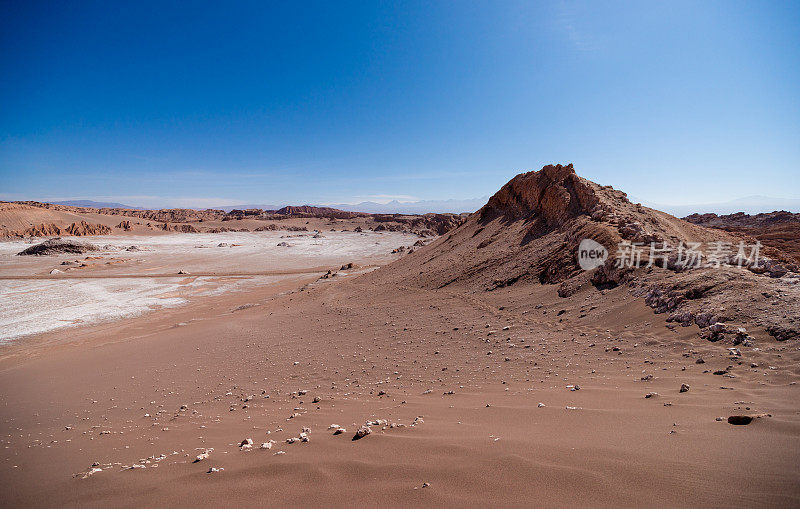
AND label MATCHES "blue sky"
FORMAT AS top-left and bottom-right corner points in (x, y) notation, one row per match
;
(1, 1), (798, 209)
